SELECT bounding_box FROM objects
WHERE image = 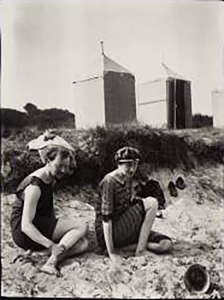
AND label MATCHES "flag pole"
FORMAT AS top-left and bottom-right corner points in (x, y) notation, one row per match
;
(100, 41), (105, 56)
